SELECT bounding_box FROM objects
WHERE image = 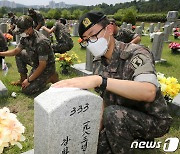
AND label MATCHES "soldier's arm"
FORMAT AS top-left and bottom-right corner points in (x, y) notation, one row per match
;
(0, 47), (21, 56)
(28, 60), (47, 82)
(41, 26), (54, 34)
(130, 35), (141, 44)
(35, 23), (42, 31)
